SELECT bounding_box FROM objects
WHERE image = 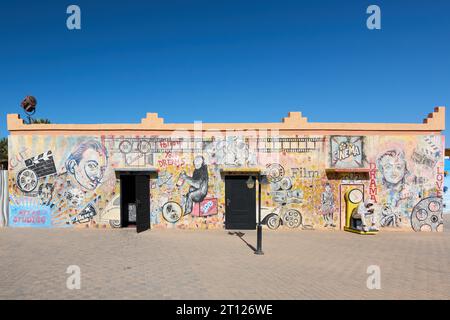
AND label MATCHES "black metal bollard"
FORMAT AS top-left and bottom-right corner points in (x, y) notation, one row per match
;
(254, 224), (264, 255)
